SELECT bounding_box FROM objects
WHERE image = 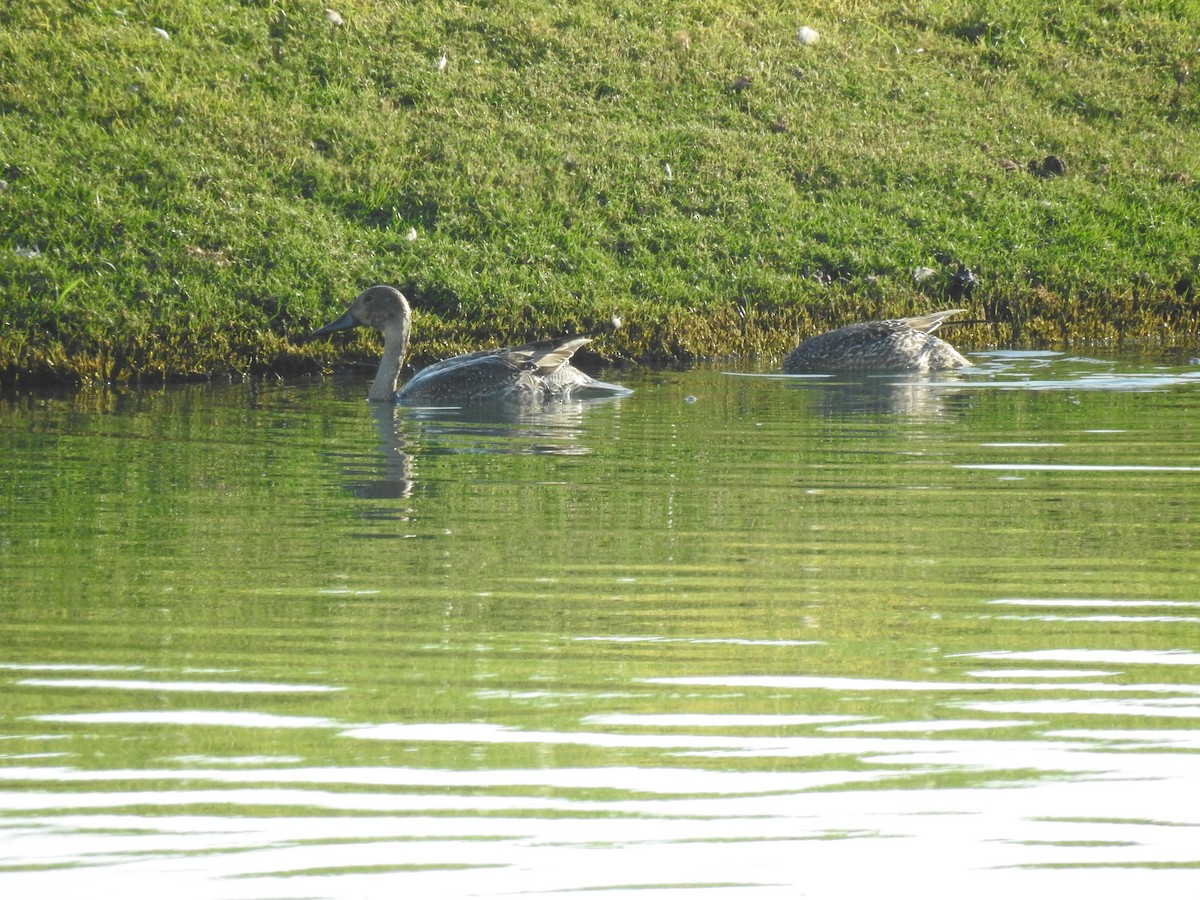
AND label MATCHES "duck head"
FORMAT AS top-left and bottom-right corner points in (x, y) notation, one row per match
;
(310, 285), (413, 402)
(310, 285), (412, 341)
